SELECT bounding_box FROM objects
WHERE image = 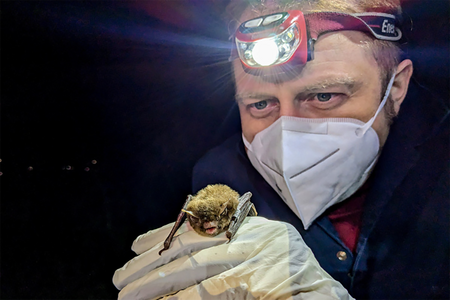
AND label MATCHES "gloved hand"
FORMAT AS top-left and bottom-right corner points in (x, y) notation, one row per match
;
(113, 217), (353, 300)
